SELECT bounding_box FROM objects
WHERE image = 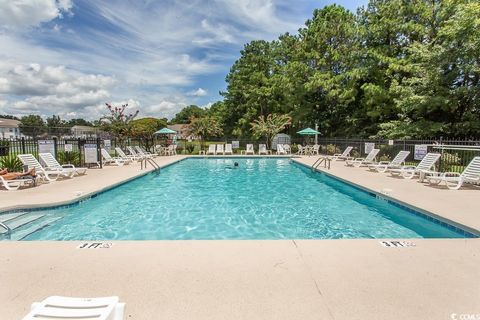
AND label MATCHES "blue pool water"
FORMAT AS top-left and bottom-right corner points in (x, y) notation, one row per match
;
(23, 158), (466, 240)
